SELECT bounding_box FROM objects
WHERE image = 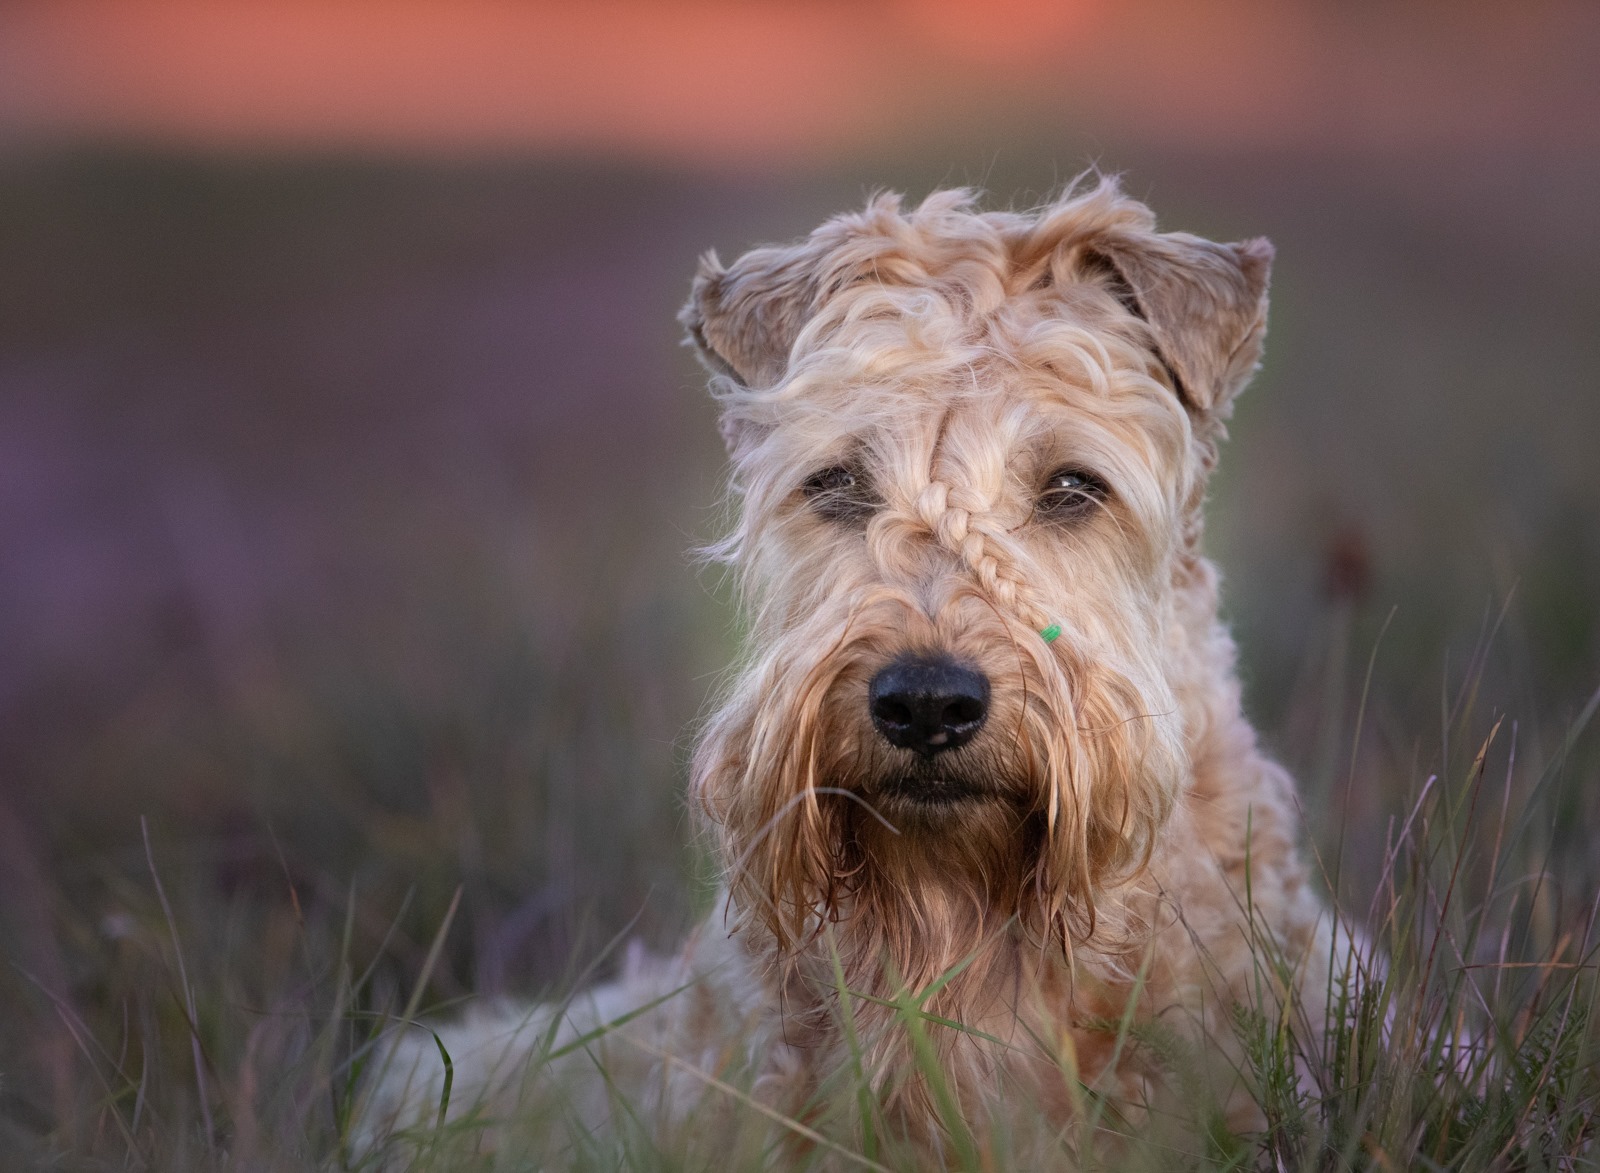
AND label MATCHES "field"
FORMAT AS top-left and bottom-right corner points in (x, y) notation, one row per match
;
(1, 145), (1597, 1169)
